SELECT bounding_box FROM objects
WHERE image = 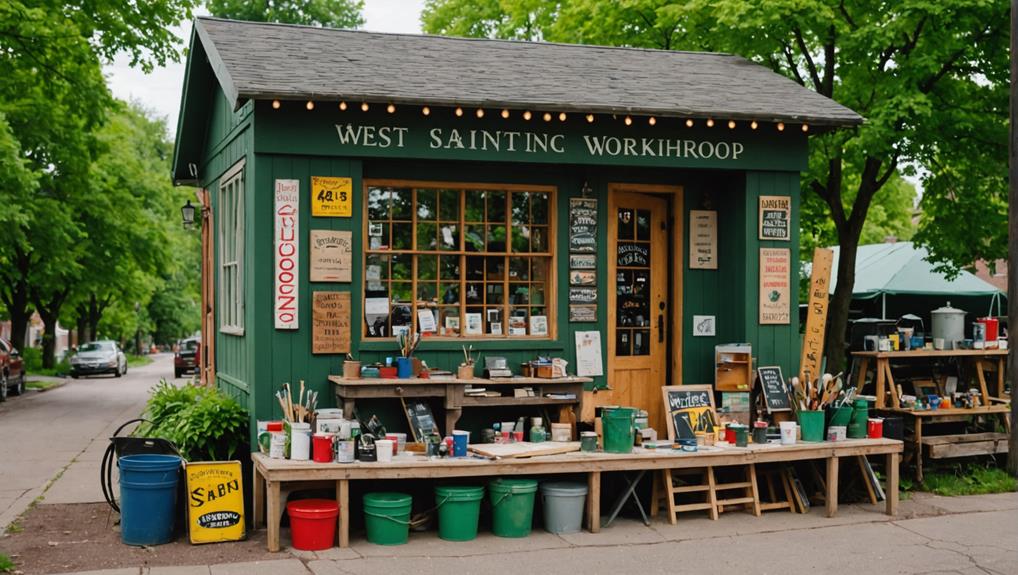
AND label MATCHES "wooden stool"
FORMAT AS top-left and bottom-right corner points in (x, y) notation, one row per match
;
(714, 463), (762, 517)
(757, 466), (797, 513)
(655, 467), (719, 523)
